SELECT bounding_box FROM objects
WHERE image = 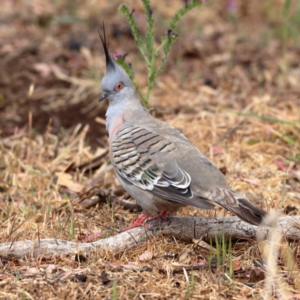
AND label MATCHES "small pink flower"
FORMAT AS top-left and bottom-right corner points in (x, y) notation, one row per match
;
(227, 0), (237, 12)
(113, 52), (119, 59)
